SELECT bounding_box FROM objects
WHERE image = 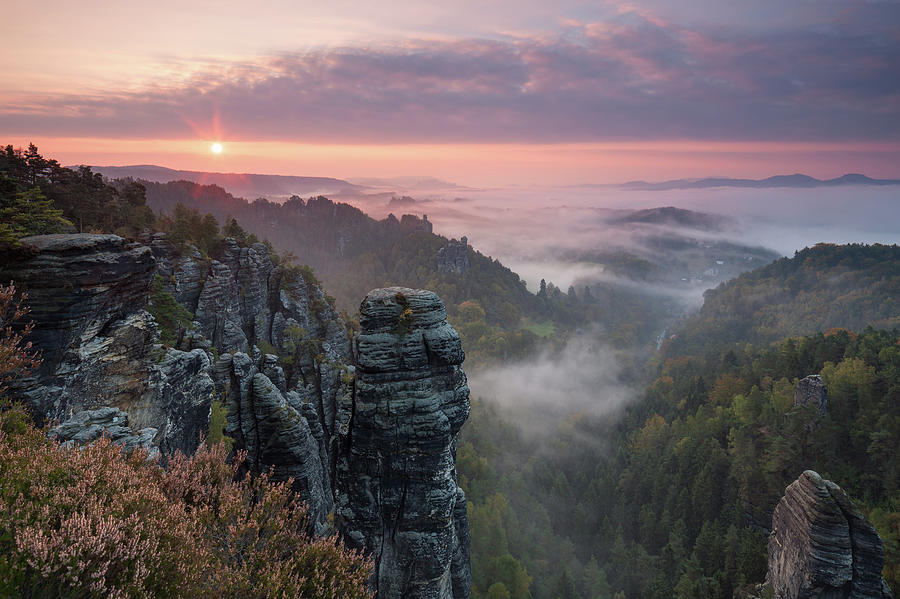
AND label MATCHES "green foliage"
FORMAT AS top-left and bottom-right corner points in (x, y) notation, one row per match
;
(486, 582), (512, 599)
(158, 202), (223, 255)
(1, 144), (154, 237)
(222, 216), (260, 246)
(614, 327), (899, 597)
(256, 340), (278, 356)
(0, 187), (71, 244)
(671, 243), (900, 355)
(460, 325), (900, 599)
(147, 276), (194, 346)
(207, 399), (233, 453)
